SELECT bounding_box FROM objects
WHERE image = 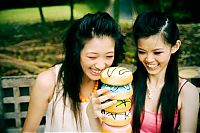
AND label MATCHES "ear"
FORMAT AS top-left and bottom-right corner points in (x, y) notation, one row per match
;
(171, 40), (181, 54)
